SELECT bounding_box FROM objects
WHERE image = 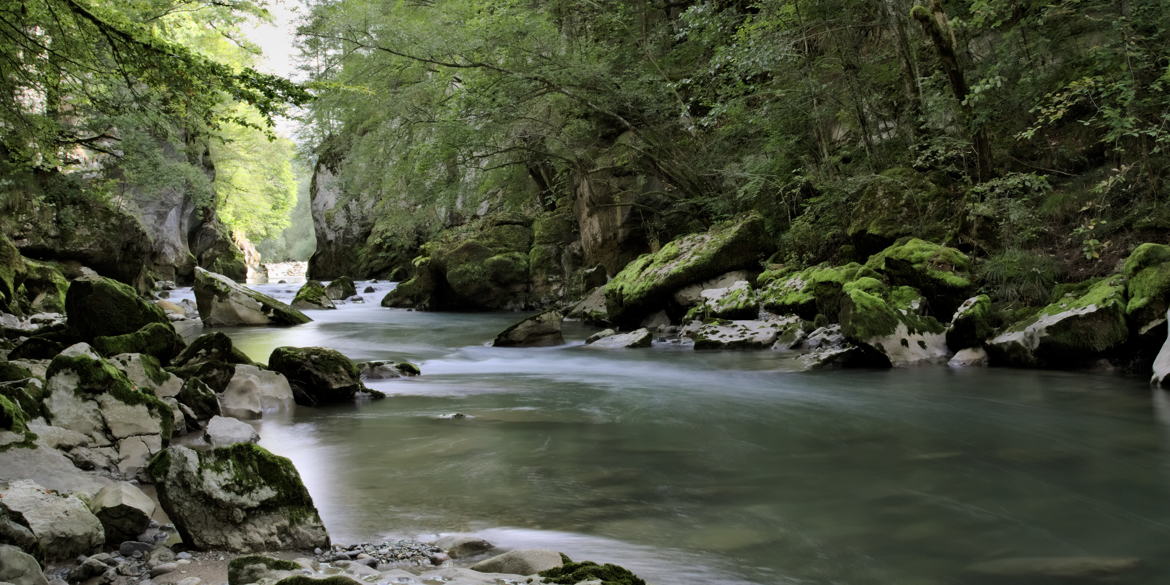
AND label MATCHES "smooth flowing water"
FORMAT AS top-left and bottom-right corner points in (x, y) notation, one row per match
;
(189, 282), (1170, 585)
